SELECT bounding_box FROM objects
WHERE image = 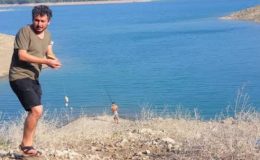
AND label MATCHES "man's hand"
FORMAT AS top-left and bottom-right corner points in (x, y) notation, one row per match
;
(46, 58), (62, 69)
(19, 49), (62, 69)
